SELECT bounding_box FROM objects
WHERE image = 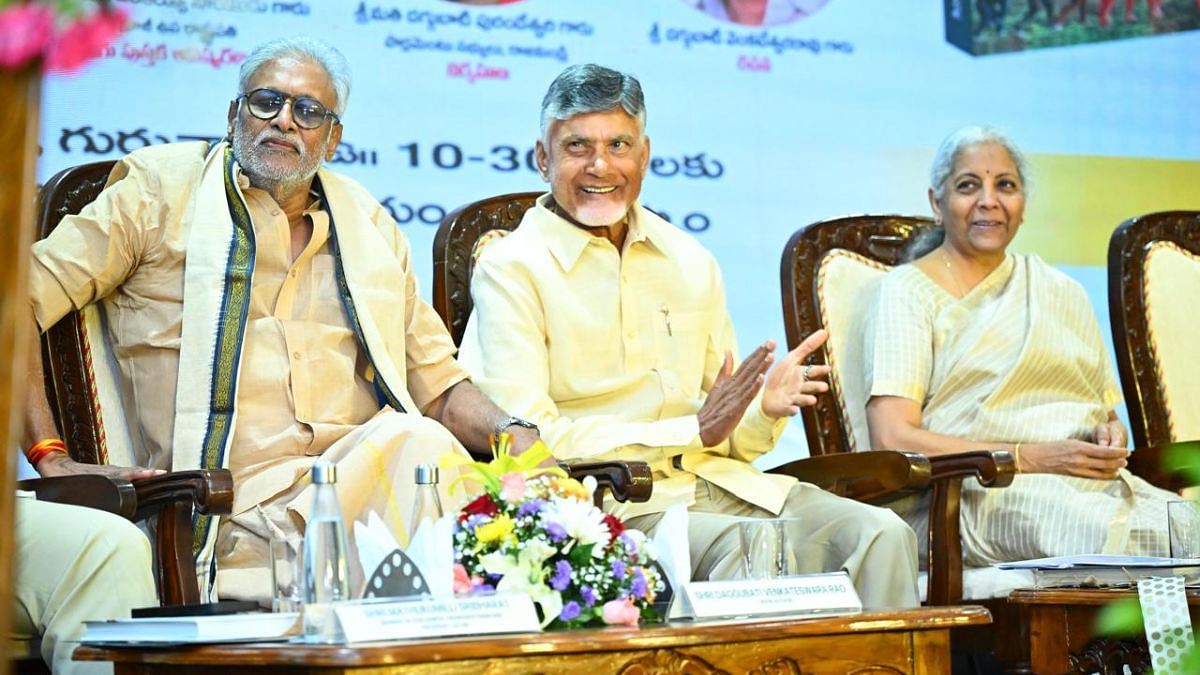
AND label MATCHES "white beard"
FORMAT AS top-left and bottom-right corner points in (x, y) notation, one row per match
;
(231, 122), (328, 195)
